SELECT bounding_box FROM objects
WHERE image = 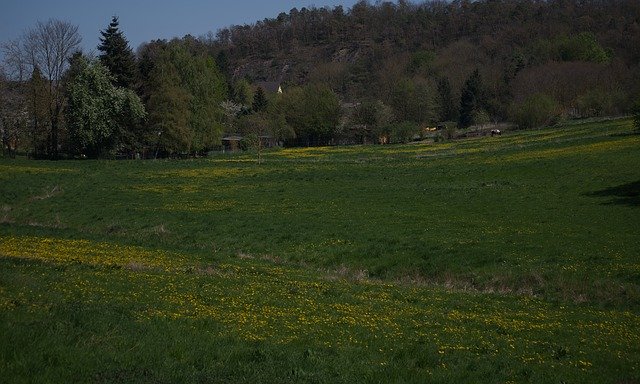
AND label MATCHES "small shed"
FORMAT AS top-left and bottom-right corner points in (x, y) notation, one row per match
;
(221, 136), (243, 153)
(259, 135), (278, 148)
